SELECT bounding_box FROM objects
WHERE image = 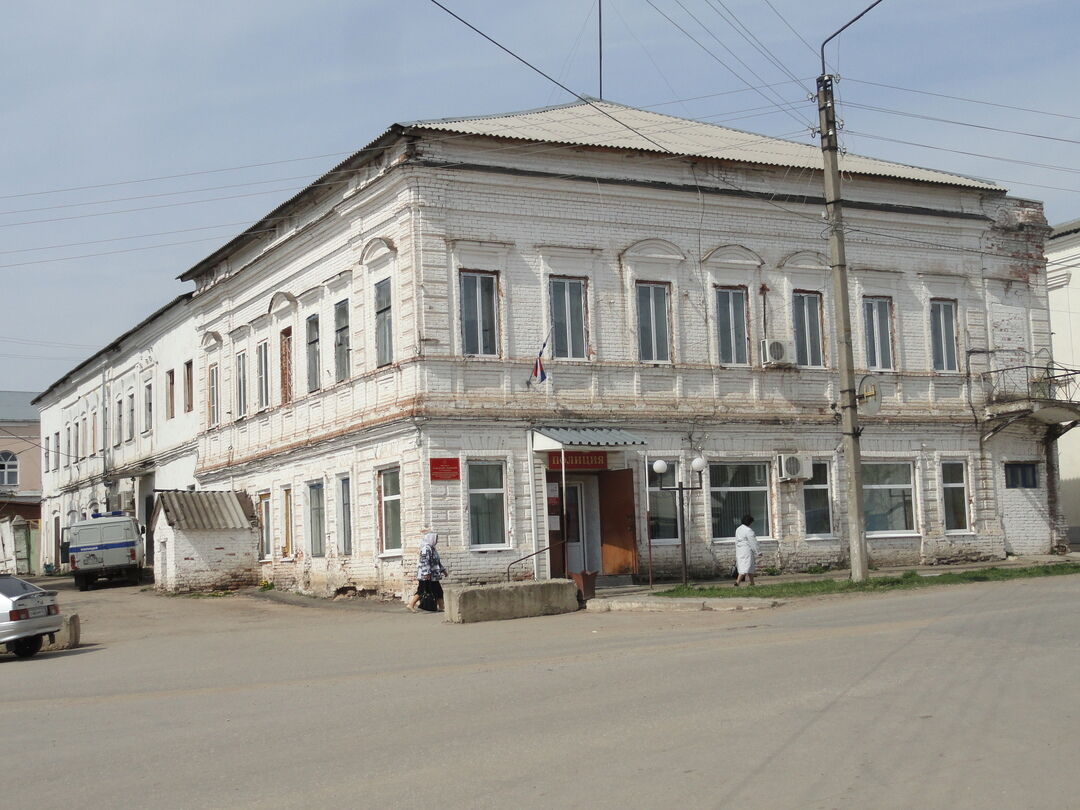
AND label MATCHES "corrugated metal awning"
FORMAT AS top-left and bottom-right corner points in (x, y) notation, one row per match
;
(152, 490), (257, 531)
(532, 426), (648, 450)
